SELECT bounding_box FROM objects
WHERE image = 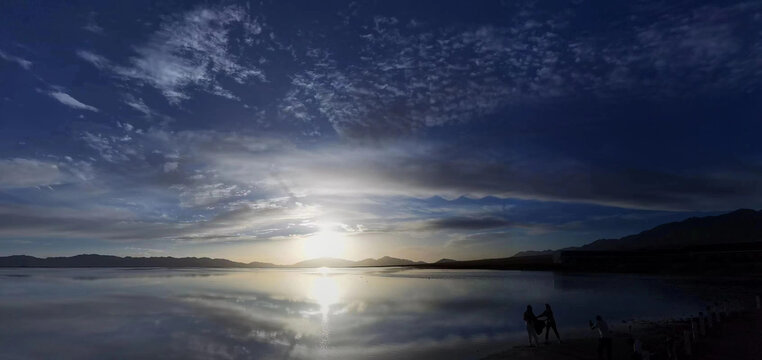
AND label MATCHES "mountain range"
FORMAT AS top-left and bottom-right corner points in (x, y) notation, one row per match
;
(513, 208), (762, 256)
(0, 254), (425, 268)
(290, 256), (425, 268)
(0, 254), (273, 268)
(2, 209), (760, 268)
